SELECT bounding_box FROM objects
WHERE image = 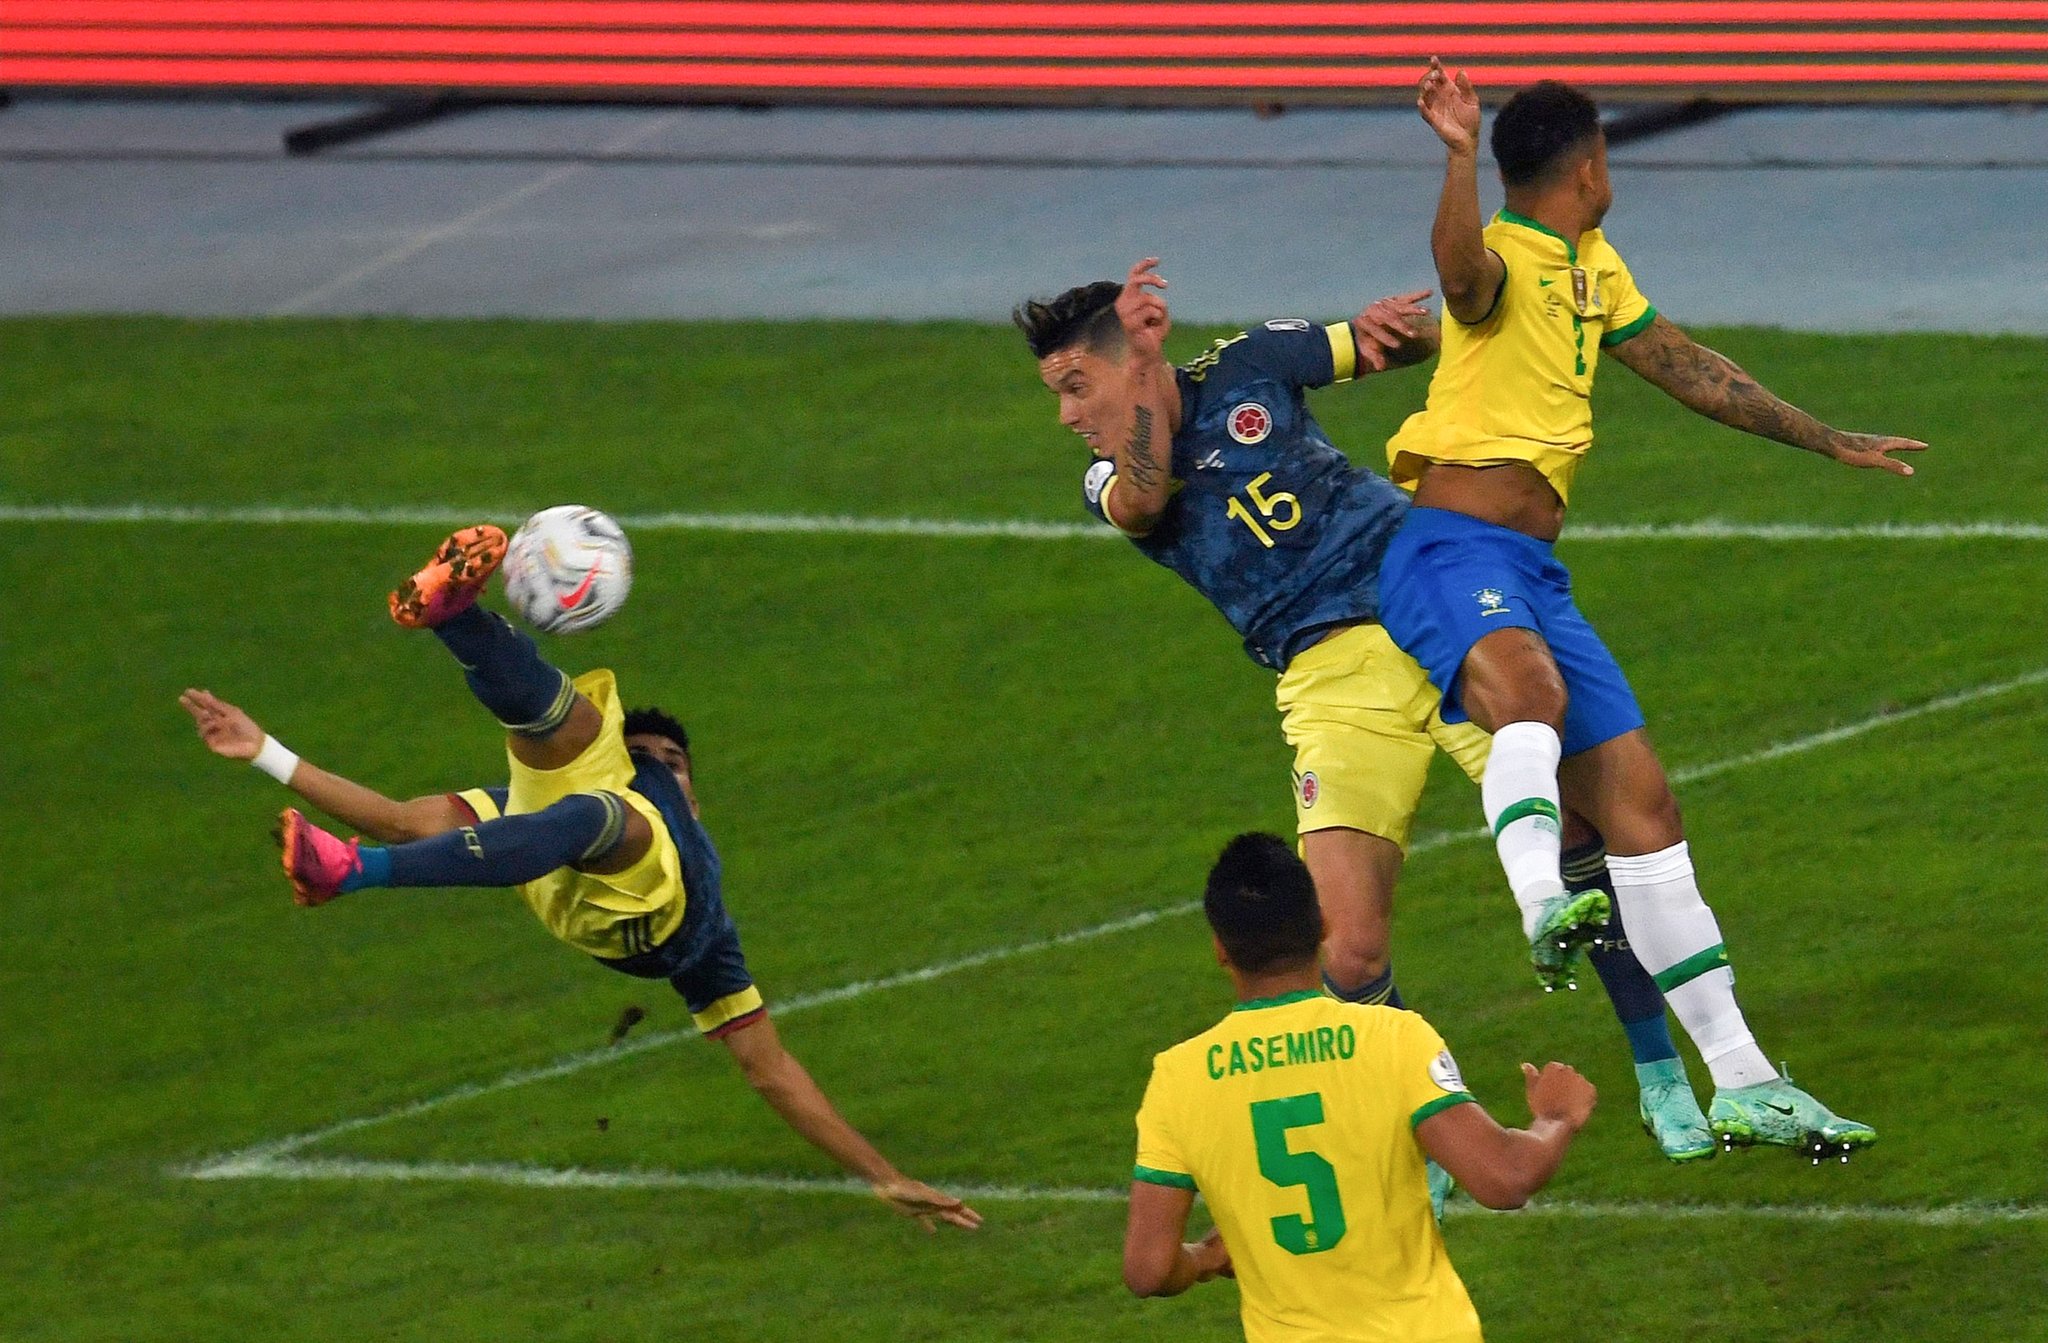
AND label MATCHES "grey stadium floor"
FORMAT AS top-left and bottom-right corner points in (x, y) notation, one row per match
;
(3, 96), (2046, 331)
